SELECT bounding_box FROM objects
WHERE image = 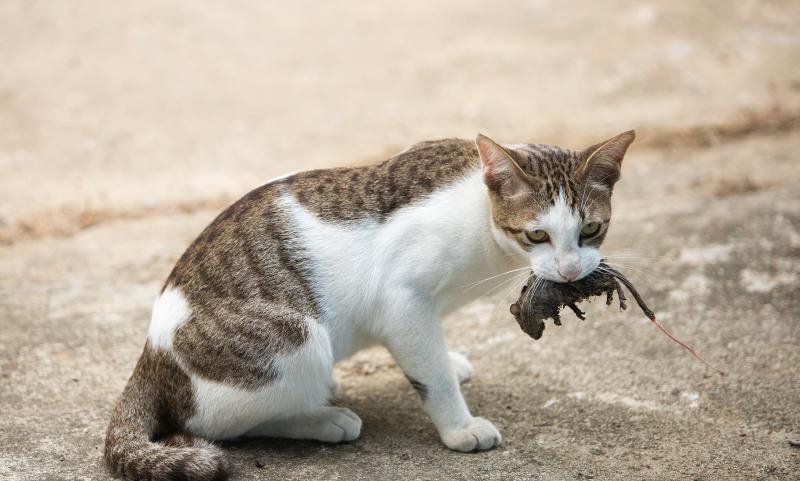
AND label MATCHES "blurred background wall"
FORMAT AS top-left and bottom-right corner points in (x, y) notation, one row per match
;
(1, 0), (798, 241)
